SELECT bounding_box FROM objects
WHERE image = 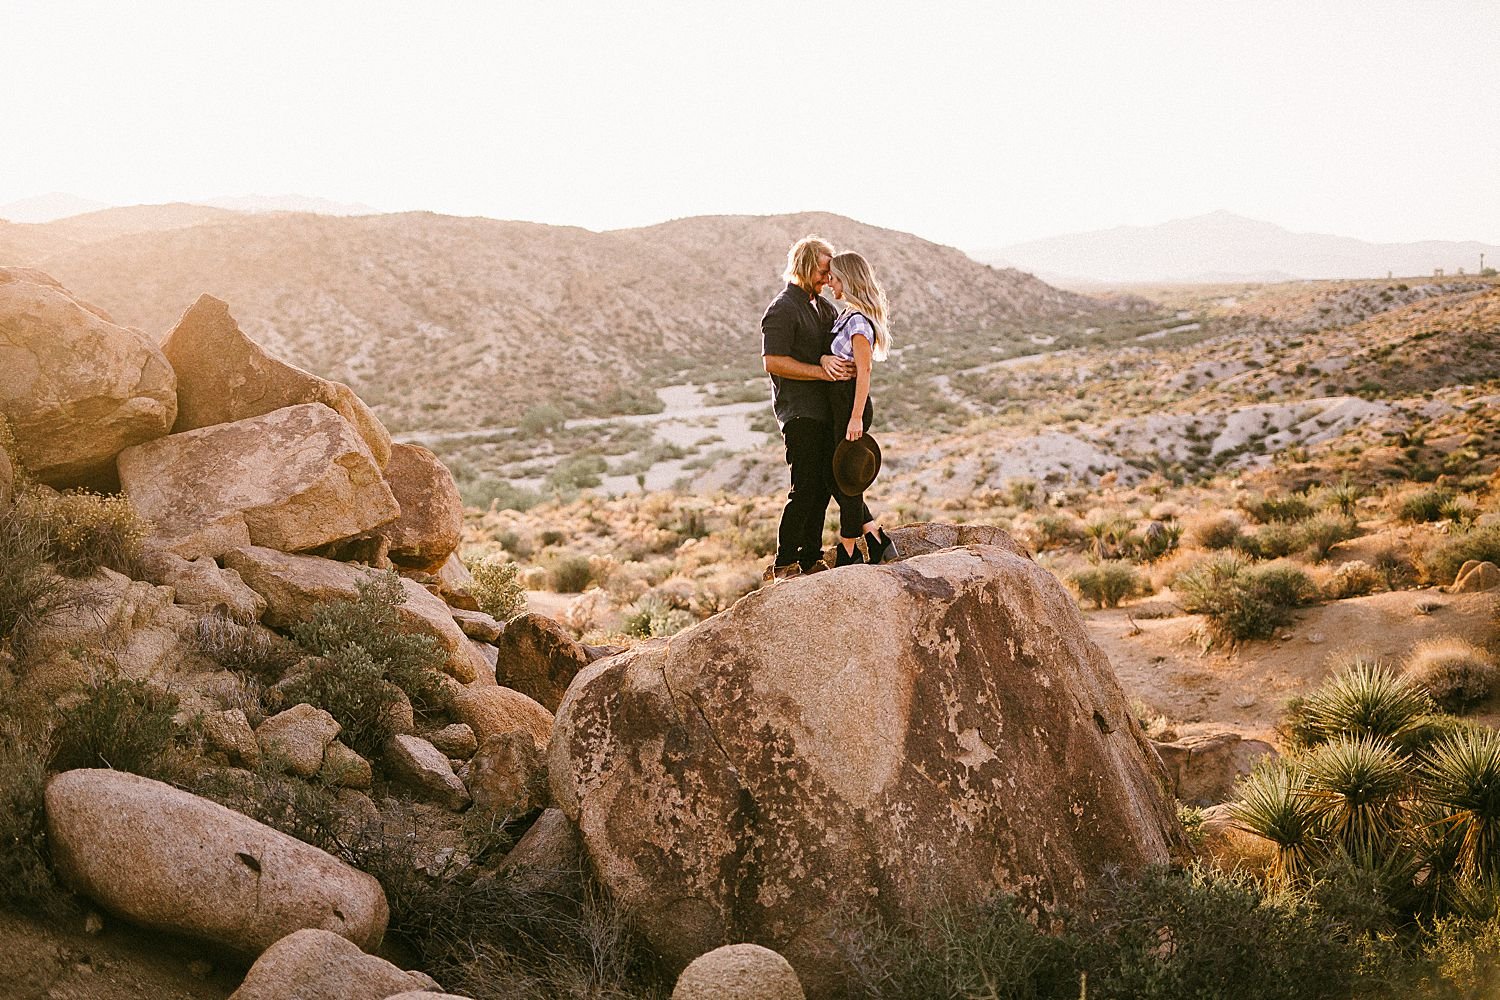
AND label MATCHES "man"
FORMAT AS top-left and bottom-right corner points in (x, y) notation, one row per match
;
(760, 235), (854, 579)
